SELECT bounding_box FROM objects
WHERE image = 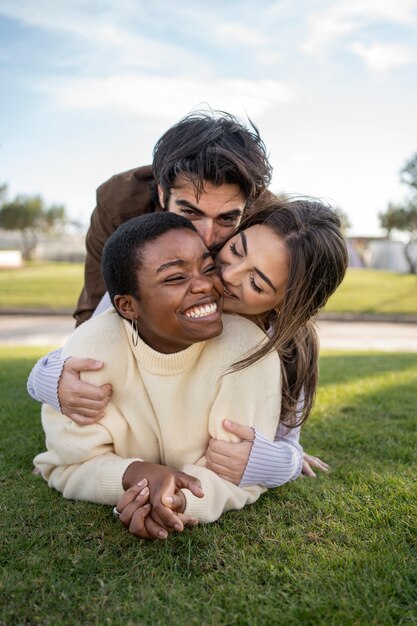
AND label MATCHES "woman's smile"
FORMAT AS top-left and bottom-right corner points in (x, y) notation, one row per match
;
(184, 300), (220, 319)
